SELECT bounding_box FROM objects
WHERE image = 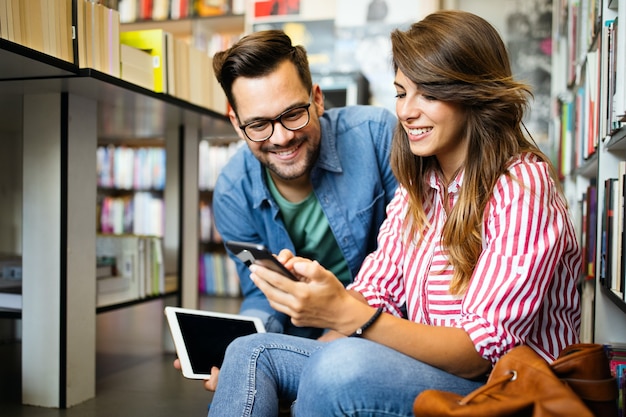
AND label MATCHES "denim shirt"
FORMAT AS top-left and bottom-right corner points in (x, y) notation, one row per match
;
(212, 105), (398, 334)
